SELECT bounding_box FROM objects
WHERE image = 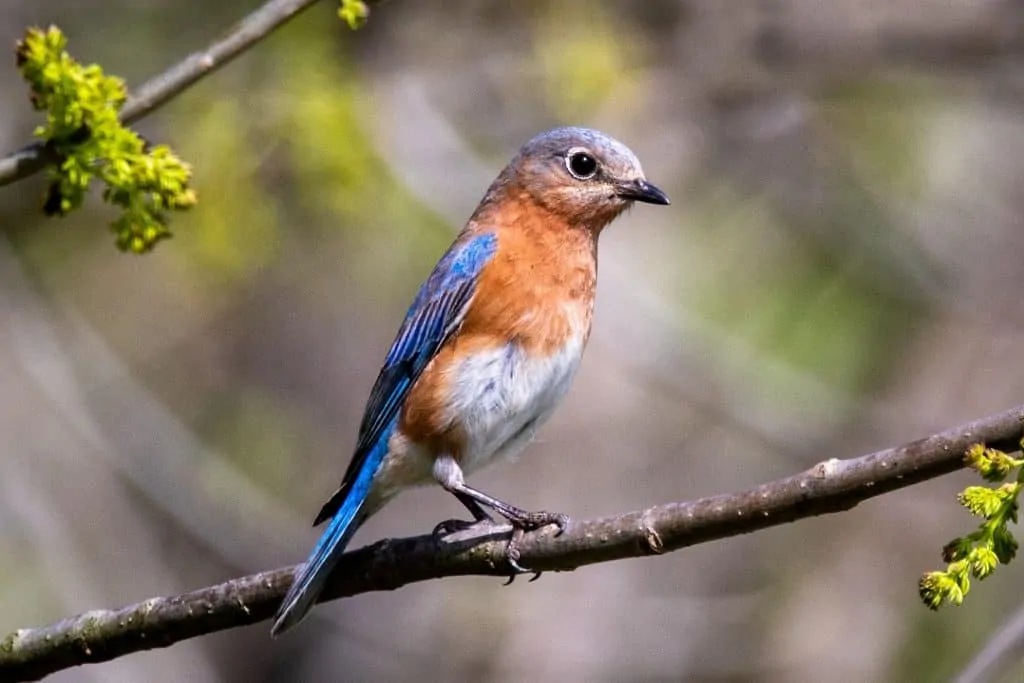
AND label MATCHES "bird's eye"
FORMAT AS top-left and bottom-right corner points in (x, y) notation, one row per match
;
(566, 150), (598, 180)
